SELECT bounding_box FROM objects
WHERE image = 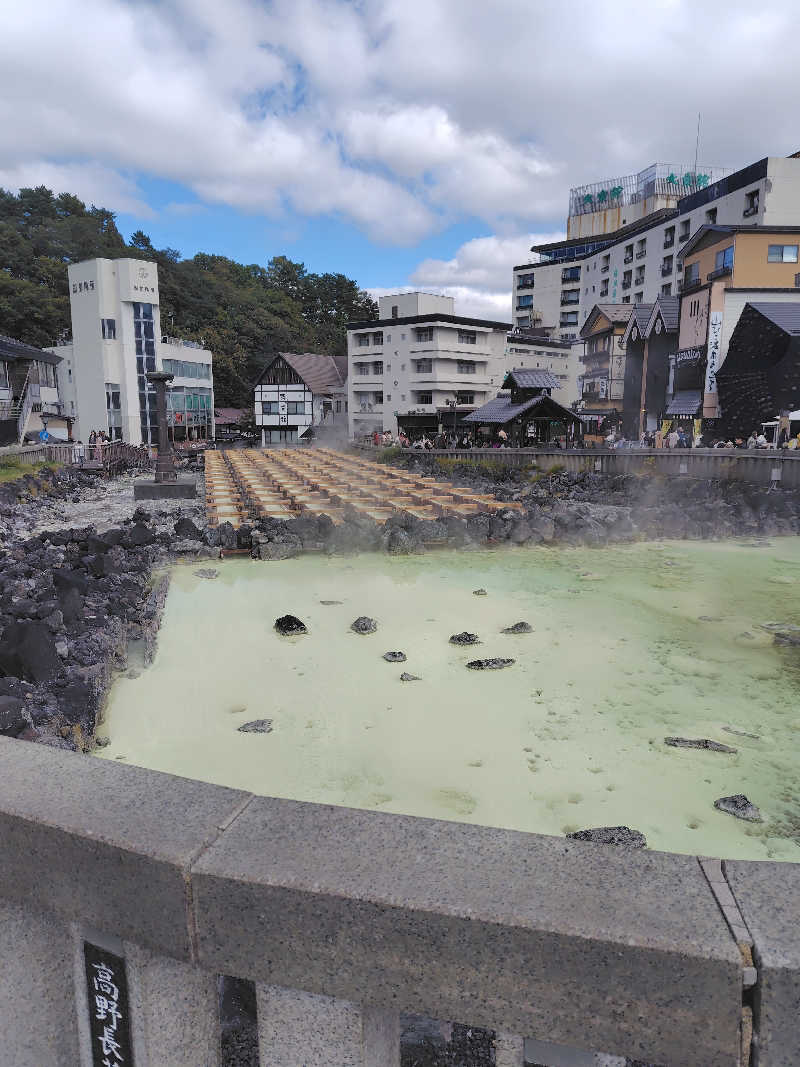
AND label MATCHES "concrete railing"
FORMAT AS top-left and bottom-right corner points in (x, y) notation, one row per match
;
(1, 737), (798, 1065)
(368, 447), (800, 488)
